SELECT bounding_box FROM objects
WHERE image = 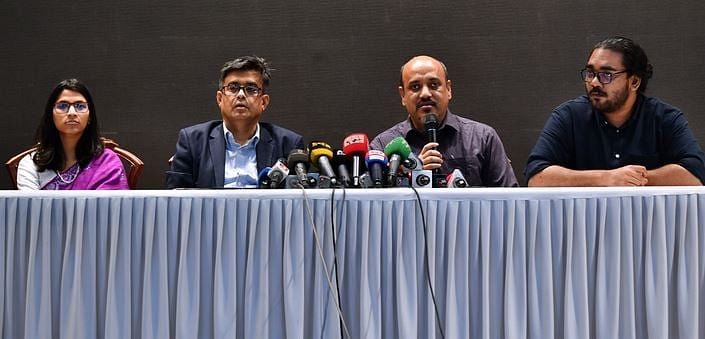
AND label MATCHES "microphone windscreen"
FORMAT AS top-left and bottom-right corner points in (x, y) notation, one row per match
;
(365, 149), (389, 167)
(342, 133), (369, 156)
(383, 137), (412, 160)
(287, 149), (309, 167)
(308, 141), (334, 164)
